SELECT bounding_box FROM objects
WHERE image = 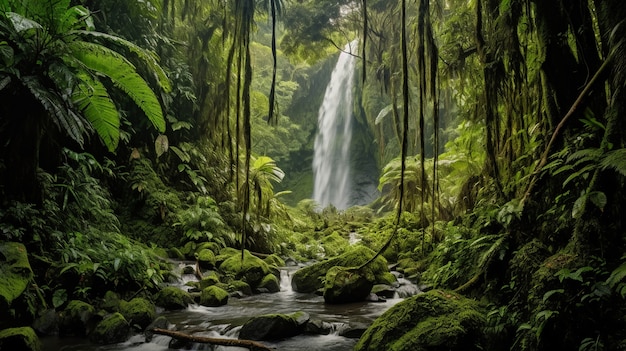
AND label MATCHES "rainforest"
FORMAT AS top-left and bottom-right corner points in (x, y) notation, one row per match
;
(1, 0), (625, 350)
